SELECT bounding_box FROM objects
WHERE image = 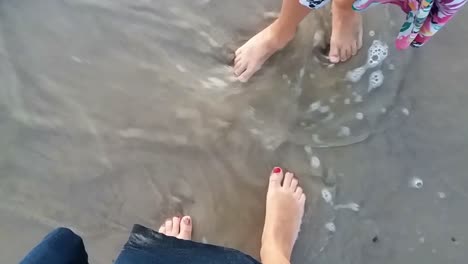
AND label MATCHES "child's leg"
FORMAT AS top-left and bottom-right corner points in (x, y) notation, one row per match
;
(329, 0), (363, 62)
(233, 0), (310, 82)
